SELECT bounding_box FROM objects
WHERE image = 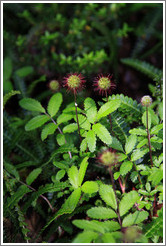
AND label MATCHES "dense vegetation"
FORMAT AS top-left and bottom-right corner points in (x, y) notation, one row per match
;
(3, 2), (163, 243)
